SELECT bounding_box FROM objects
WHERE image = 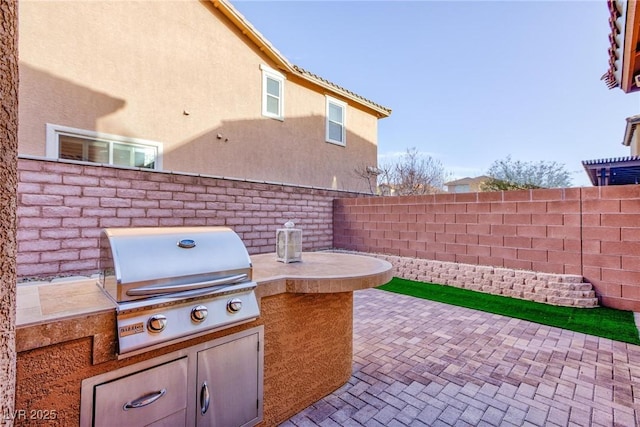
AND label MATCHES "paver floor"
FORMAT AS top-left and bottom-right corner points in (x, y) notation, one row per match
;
(282, 288), (640, 427)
